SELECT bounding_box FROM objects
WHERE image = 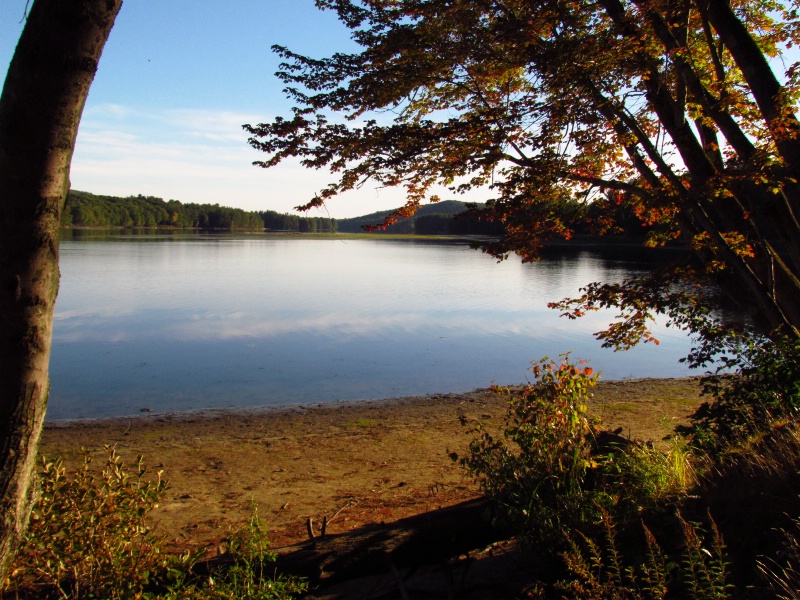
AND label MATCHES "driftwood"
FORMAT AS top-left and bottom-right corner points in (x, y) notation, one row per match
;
(274, 497), (505, 587)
